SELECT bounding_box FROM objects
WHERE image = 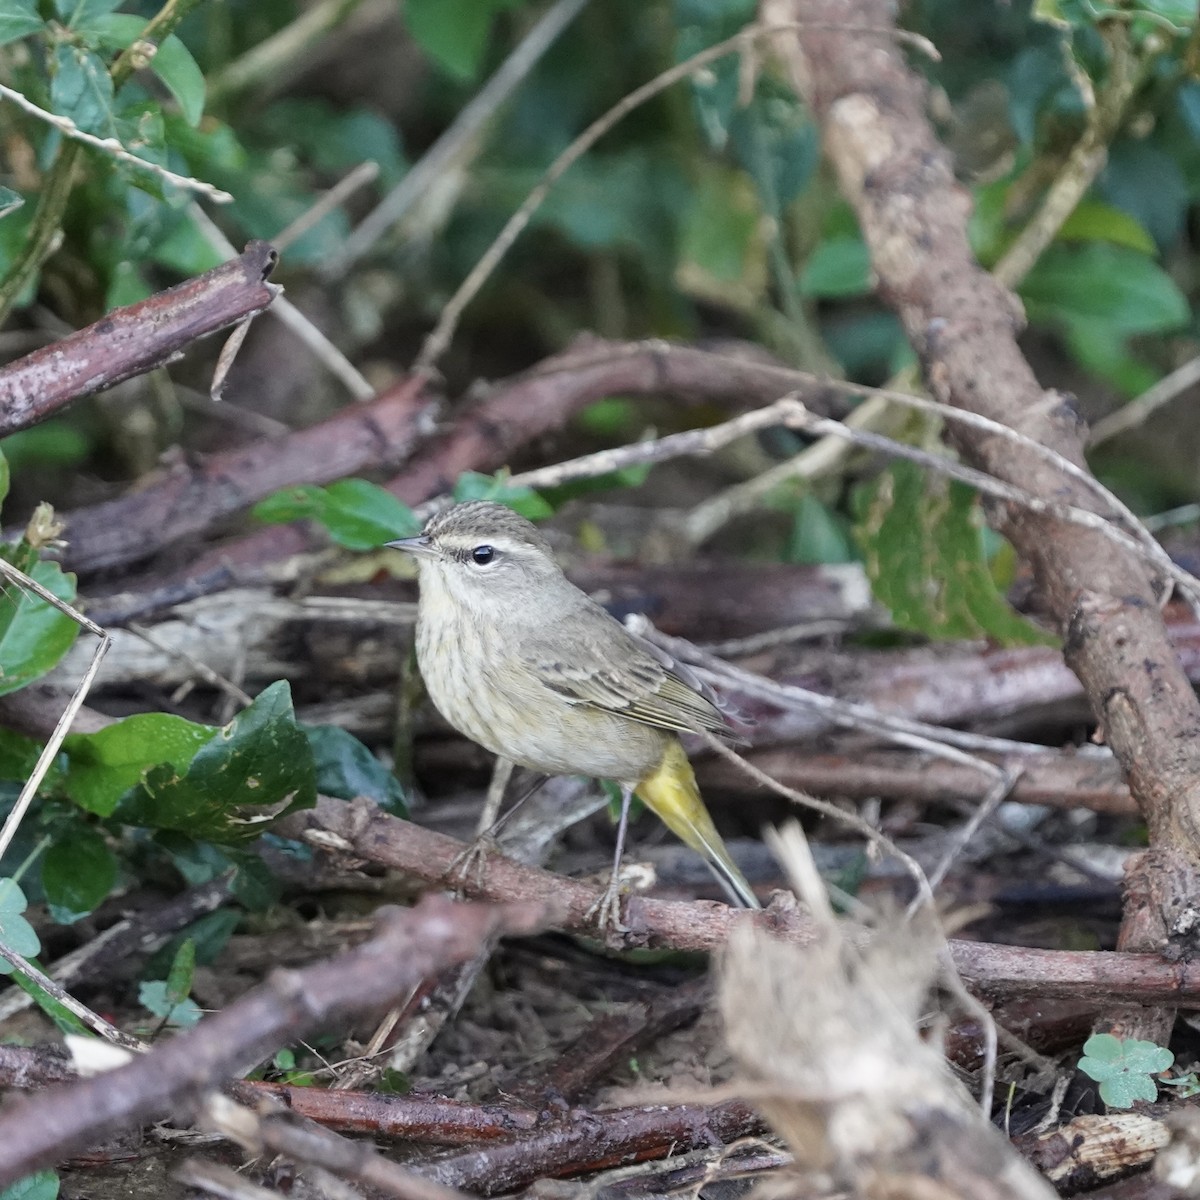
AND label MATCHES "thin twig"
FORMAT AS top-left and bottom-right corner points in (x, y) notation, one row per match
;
(0, 558), (110, 865)
(128, 621), (252, 708)
(414, 21), (937, 372)
(1090, 353), (1200, 446)
(634, 615), (1108, 763)
(274, 161), (381, 254)
(0, 83), (231, 203)
(0, 938), (144, 1053)
(189, 205), (375, 402)
(327, 0), (592, 277)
